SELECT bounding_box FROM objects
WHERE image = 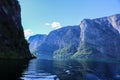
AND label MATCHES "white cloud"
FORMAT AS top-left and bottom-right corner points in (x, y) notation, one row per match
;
(45, 22), (61, 29)
(24, 29), (34, 39)
(51, 22), (61, 29)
